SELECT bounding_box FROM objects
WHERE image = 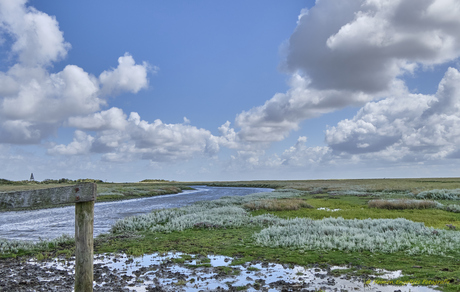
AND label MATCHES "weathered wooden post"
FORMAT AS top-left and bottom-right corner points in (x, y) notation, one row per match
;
(75, 200), (94, 291)
(74, 184), (96, 292)
(0, 183), (97, 292)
